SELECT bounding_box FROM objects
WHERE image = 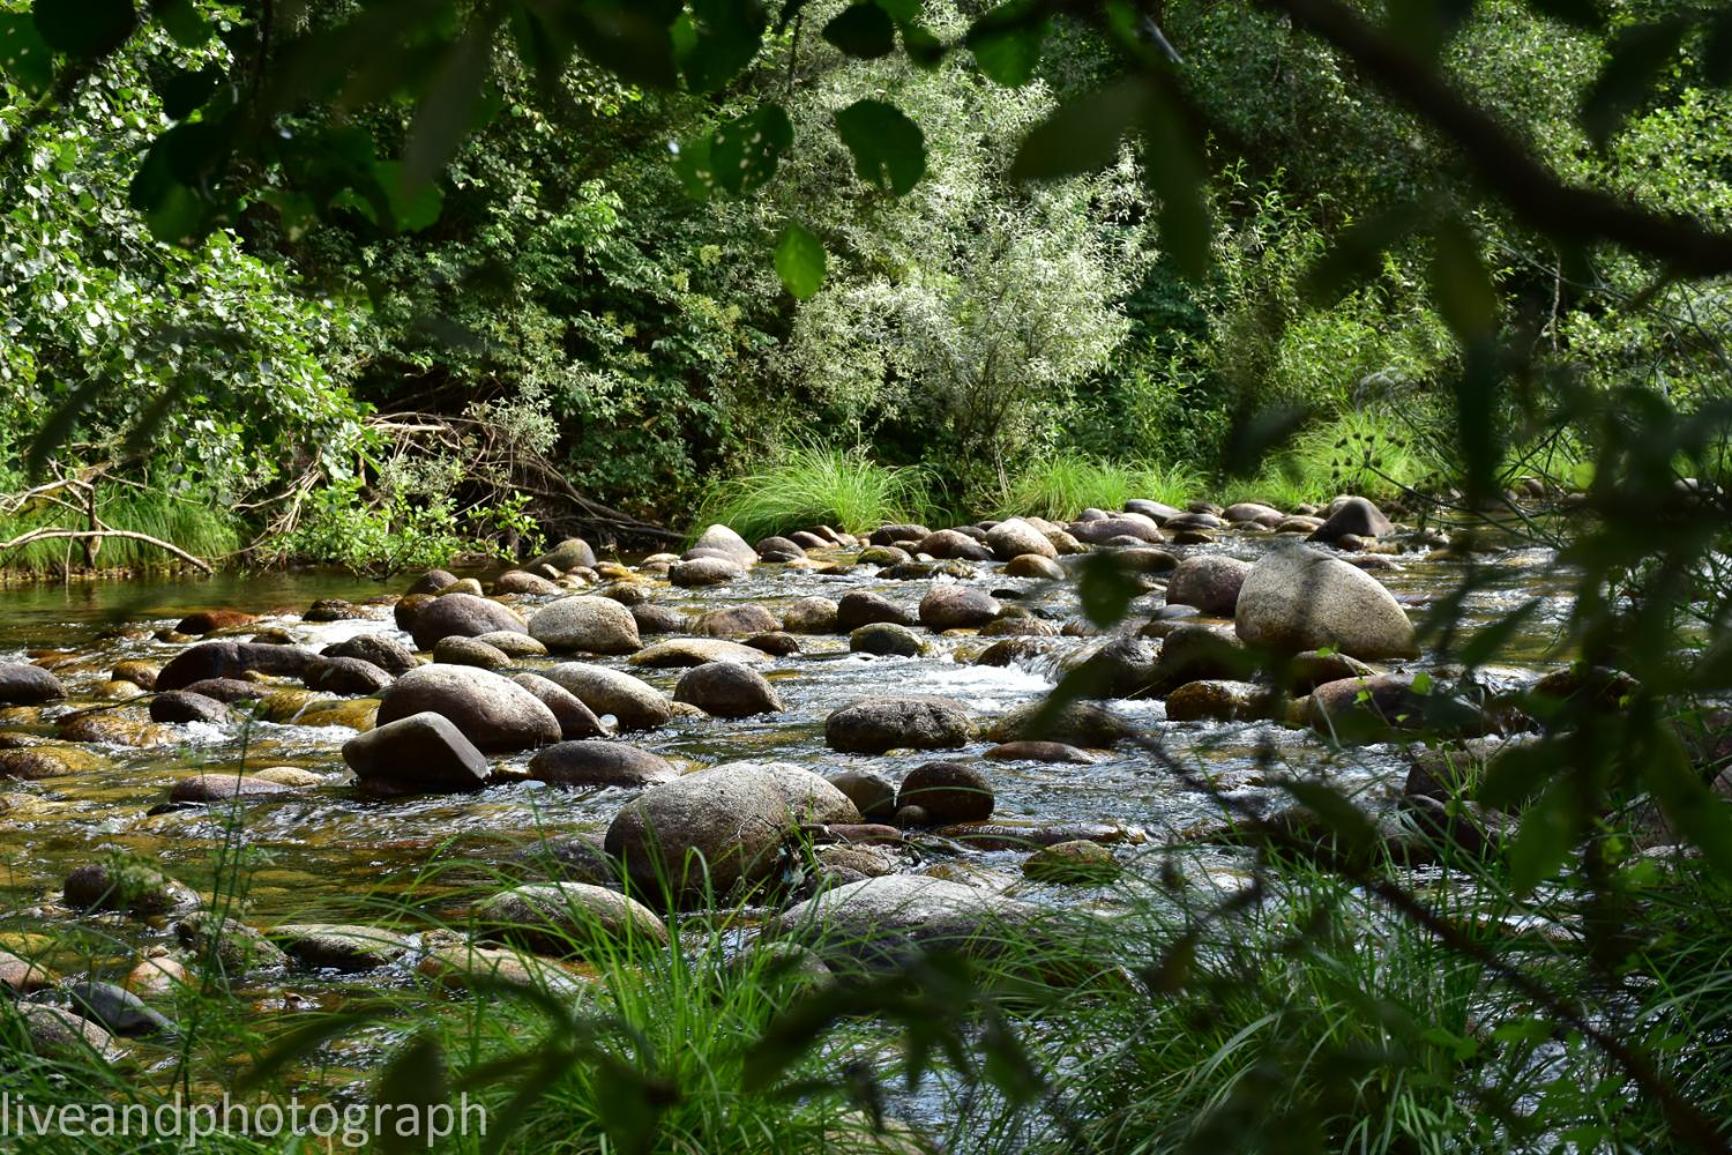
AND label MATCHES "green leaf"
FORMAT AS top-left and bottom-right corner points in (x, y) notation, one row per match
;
(1011, 79), (1145, 182)
(967, 0), (1048, 86)
(1302, 203), (1423, 304)
(775, 221), (826, 298)
(1430, 215), (1496, 342)
(1641, 727), (1732, 876)
(402, 22), (494, 196)
(377, 1033), (449, 1155)
(1280, 779), (1380, 857)
(26, 379), (109, 480)
(673, 133), (717, 199)
(33, 0), (136, 58)
(0, 13), (53, 93)
(1140, 84), (1211, 280)
(161, 63), (224, 121)
(823, 1), (894, 59)
(1581, 18), (1690, 146)
(375, 161), (445, 233)
(834, 98), (925, 194)
(1509, 776), (1580, 893)
(1076, 551), (1140, 627)
(678, 0), (766, 92)
(710, 103), (793, 195)
(239, 1011), (386, 1092)
(149, 0), (210, 46)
